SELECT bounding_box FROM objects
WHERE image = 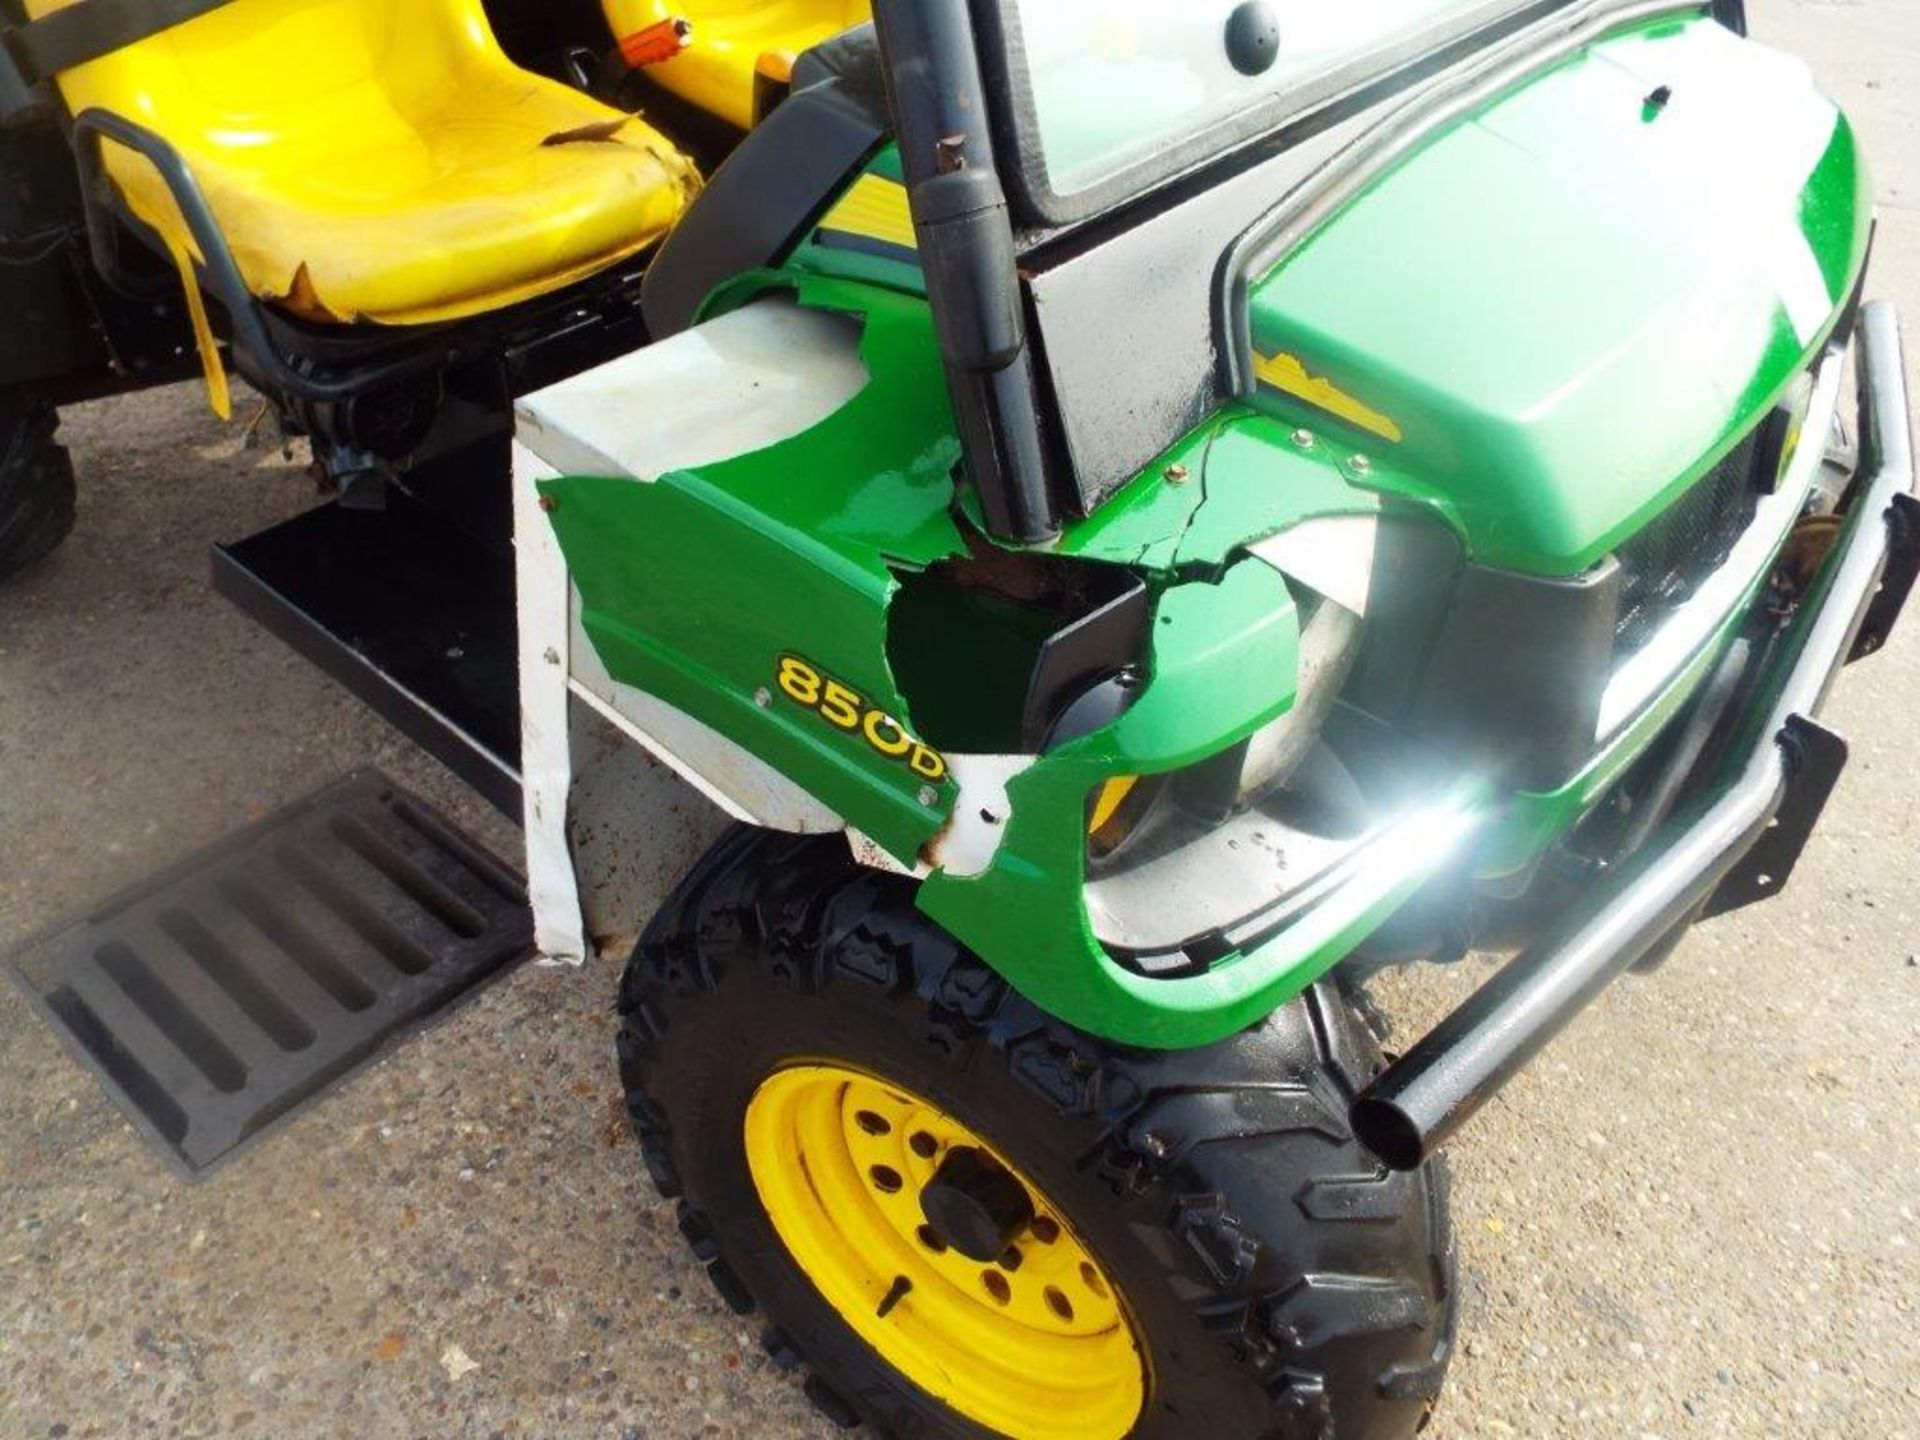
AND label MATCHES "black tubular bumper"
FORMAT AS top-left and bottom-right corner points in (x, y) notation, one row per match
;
(1352, 301), (1917, 1172)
